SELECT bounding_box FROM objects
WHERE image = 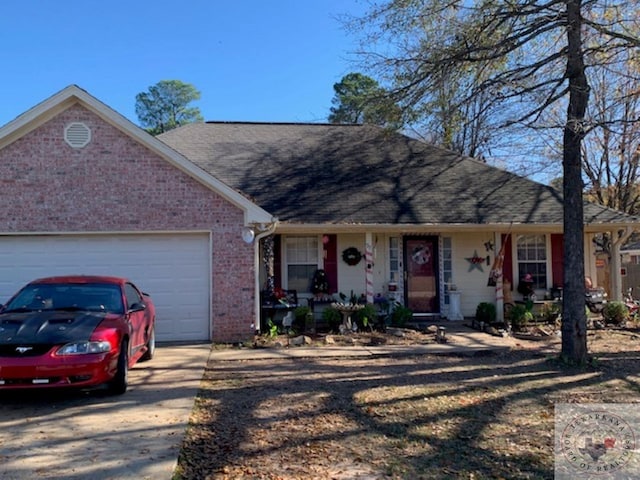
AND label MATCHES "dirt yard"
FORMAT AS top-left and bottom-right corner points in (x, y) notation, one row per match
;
(174, 328), (640, 480)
